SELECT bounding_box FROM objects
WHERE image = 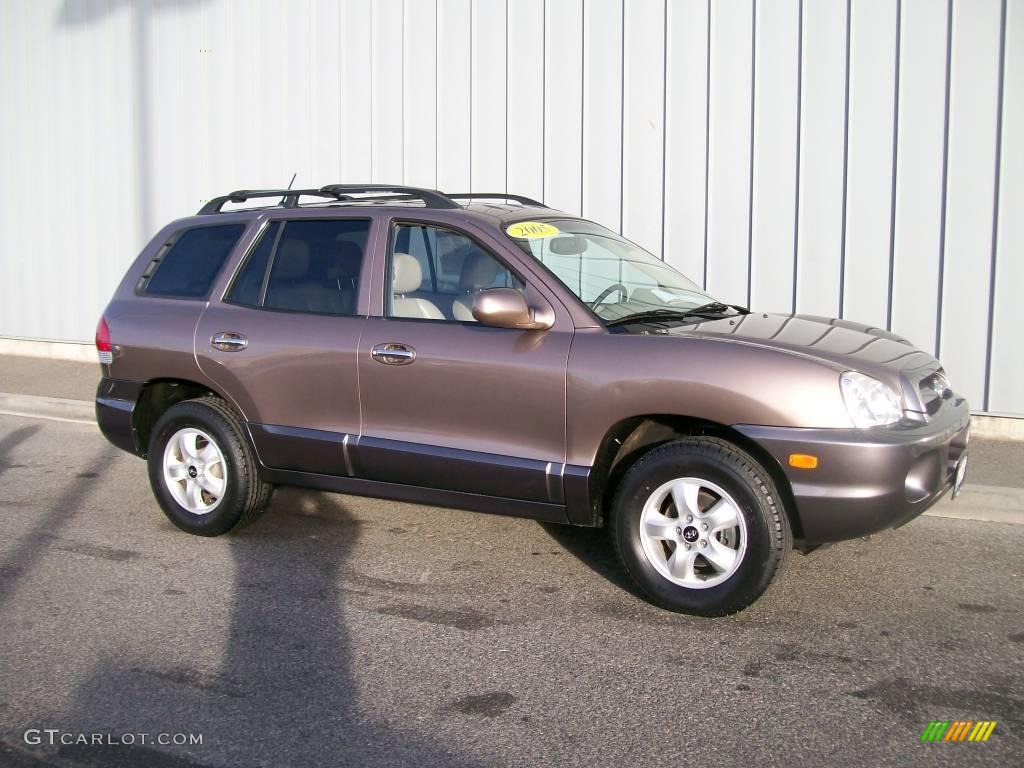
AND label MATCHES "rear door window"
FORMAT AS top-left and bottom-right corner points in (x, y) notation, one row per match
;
(143, 223), (246, 298)
(225, 219), (371, 316)
(226, 221), (281, 307)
